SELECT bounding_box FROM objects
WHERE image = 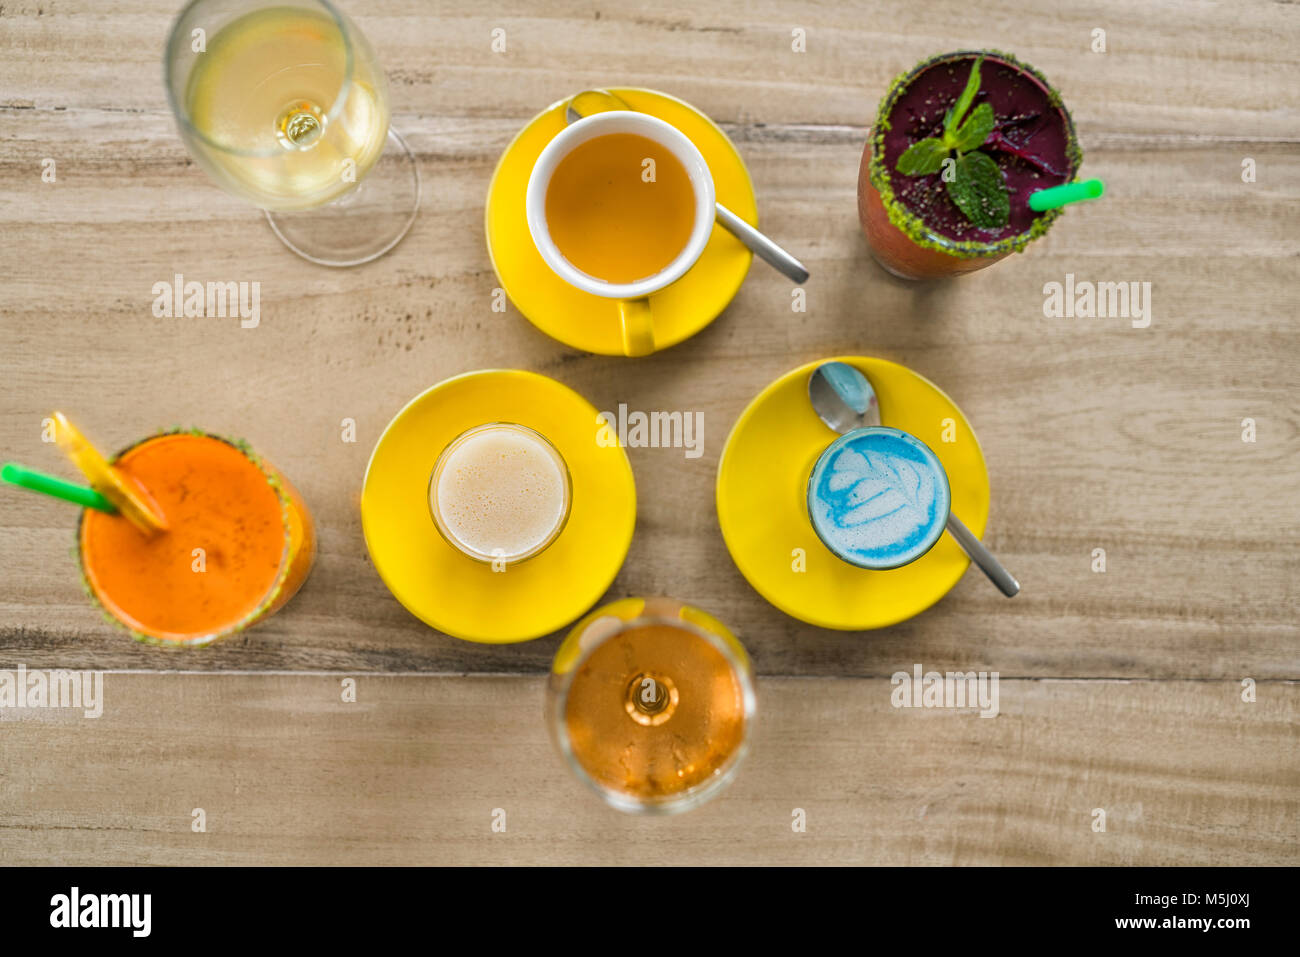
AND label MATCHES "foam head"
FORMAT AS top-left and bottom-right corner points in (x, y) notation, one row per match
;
(807, 427), (950, 569)
(429, 423), (571, 564)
